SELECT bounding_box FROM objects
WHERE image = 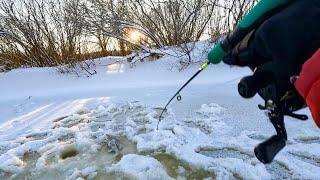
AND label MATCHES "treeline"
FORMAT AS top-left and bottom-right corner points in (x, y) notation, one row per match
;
(0, 0), (257, 73)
